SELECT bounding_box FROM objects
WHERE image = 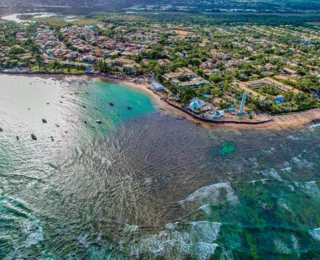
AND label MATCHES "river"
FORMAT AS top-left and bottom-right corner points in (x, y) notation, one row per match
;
(1, 13), (57, 23)
(0, 75), (320, 259)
